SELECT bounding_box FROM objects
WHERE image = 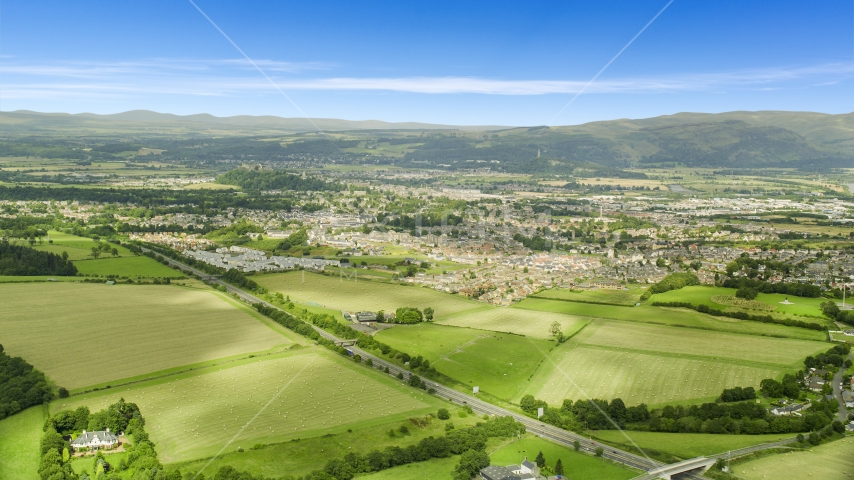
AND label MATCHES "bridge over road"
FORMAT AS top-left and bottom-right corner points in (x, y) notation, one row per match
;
(644, 457), (716, 479)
